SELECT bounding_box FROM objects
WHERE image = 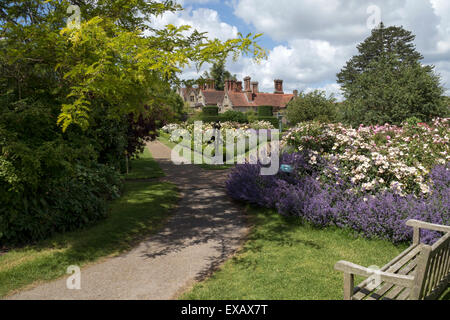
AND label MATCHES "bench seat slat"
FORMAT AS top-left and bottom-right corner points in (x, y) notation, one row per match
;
(351, 244), (418, 300)
(359, 257), (418, 300)
(336, 220), (450, 300)
(396, 288), (411, 300)
(352, 245), (423, 300)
